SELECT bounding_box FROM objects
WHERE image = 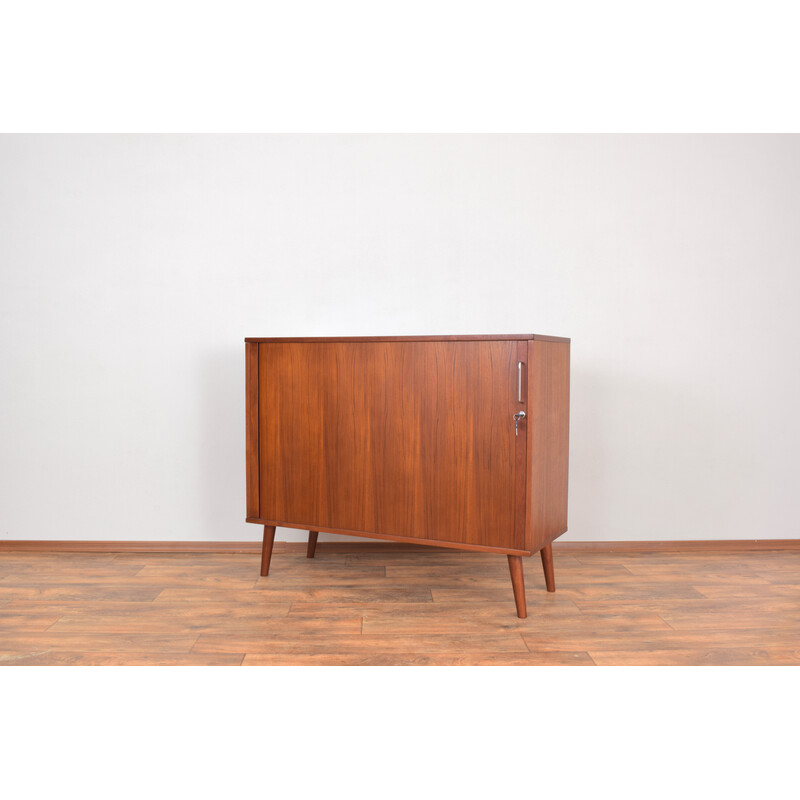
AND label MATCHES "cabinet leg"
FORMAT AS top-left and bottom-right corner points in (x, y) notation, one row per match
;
(507, 555), (527, 618)
(307, 530), (319, 558)
(260, 525), (276, 577)
(540, 543), (555, 592)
